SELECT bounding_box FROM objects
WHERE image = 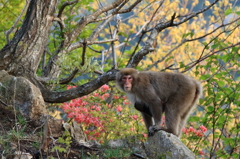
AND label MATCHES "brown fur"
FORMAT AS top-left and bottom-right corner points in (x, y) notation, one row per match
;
(116, 68), (202, 137)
